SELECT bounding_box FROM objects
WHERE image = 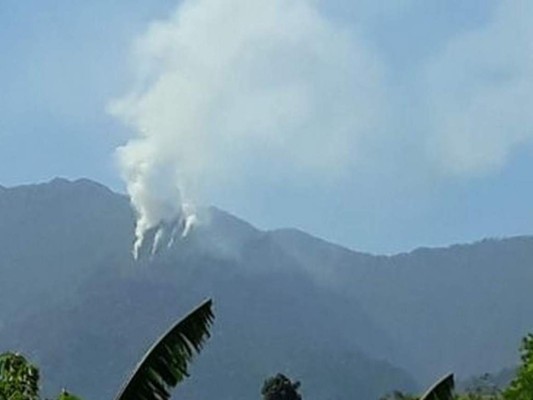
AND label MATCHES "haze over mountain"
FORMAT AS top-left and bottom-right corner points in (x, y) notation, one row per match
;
(1, 178), (532, 400)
